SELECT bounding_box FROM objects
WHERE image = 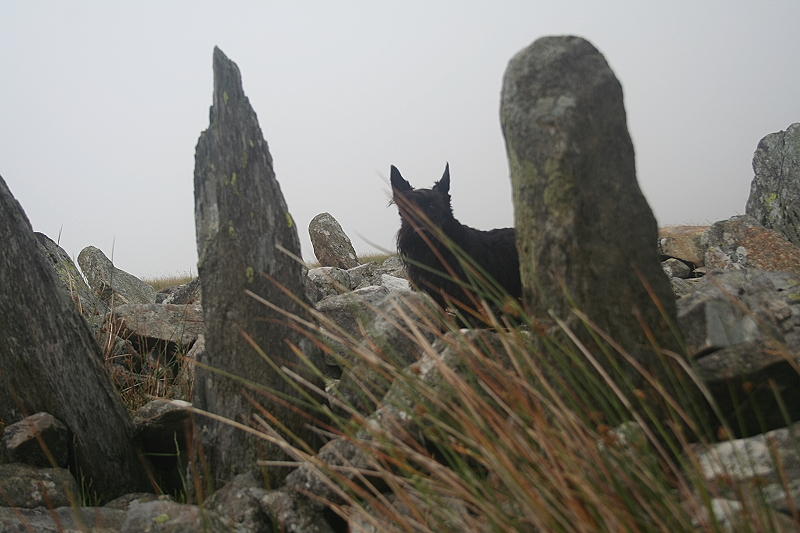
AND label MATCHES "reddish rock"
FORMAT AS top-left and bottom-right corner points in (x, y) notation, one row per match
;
(659, 225), (710, 266)
(704, 215), (800, 275)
